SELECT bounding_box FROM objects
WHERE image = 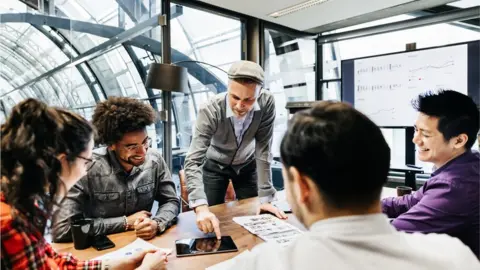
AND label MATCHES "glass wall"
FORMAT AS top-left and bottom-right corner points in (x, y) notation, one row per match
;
(0, 0), (244, 188)
(264, 29), (316, 157)
(170, 4), (242, 154)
